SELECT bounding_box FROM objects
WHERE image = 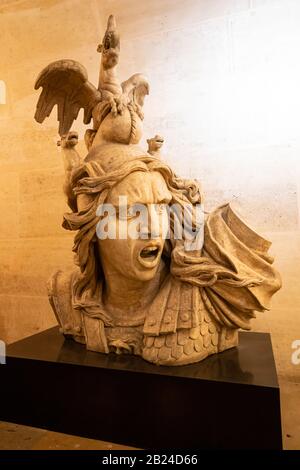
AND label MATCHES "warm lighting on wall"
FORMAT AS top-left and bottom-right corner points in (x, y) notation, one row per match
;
(0, 80), (6, 104)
